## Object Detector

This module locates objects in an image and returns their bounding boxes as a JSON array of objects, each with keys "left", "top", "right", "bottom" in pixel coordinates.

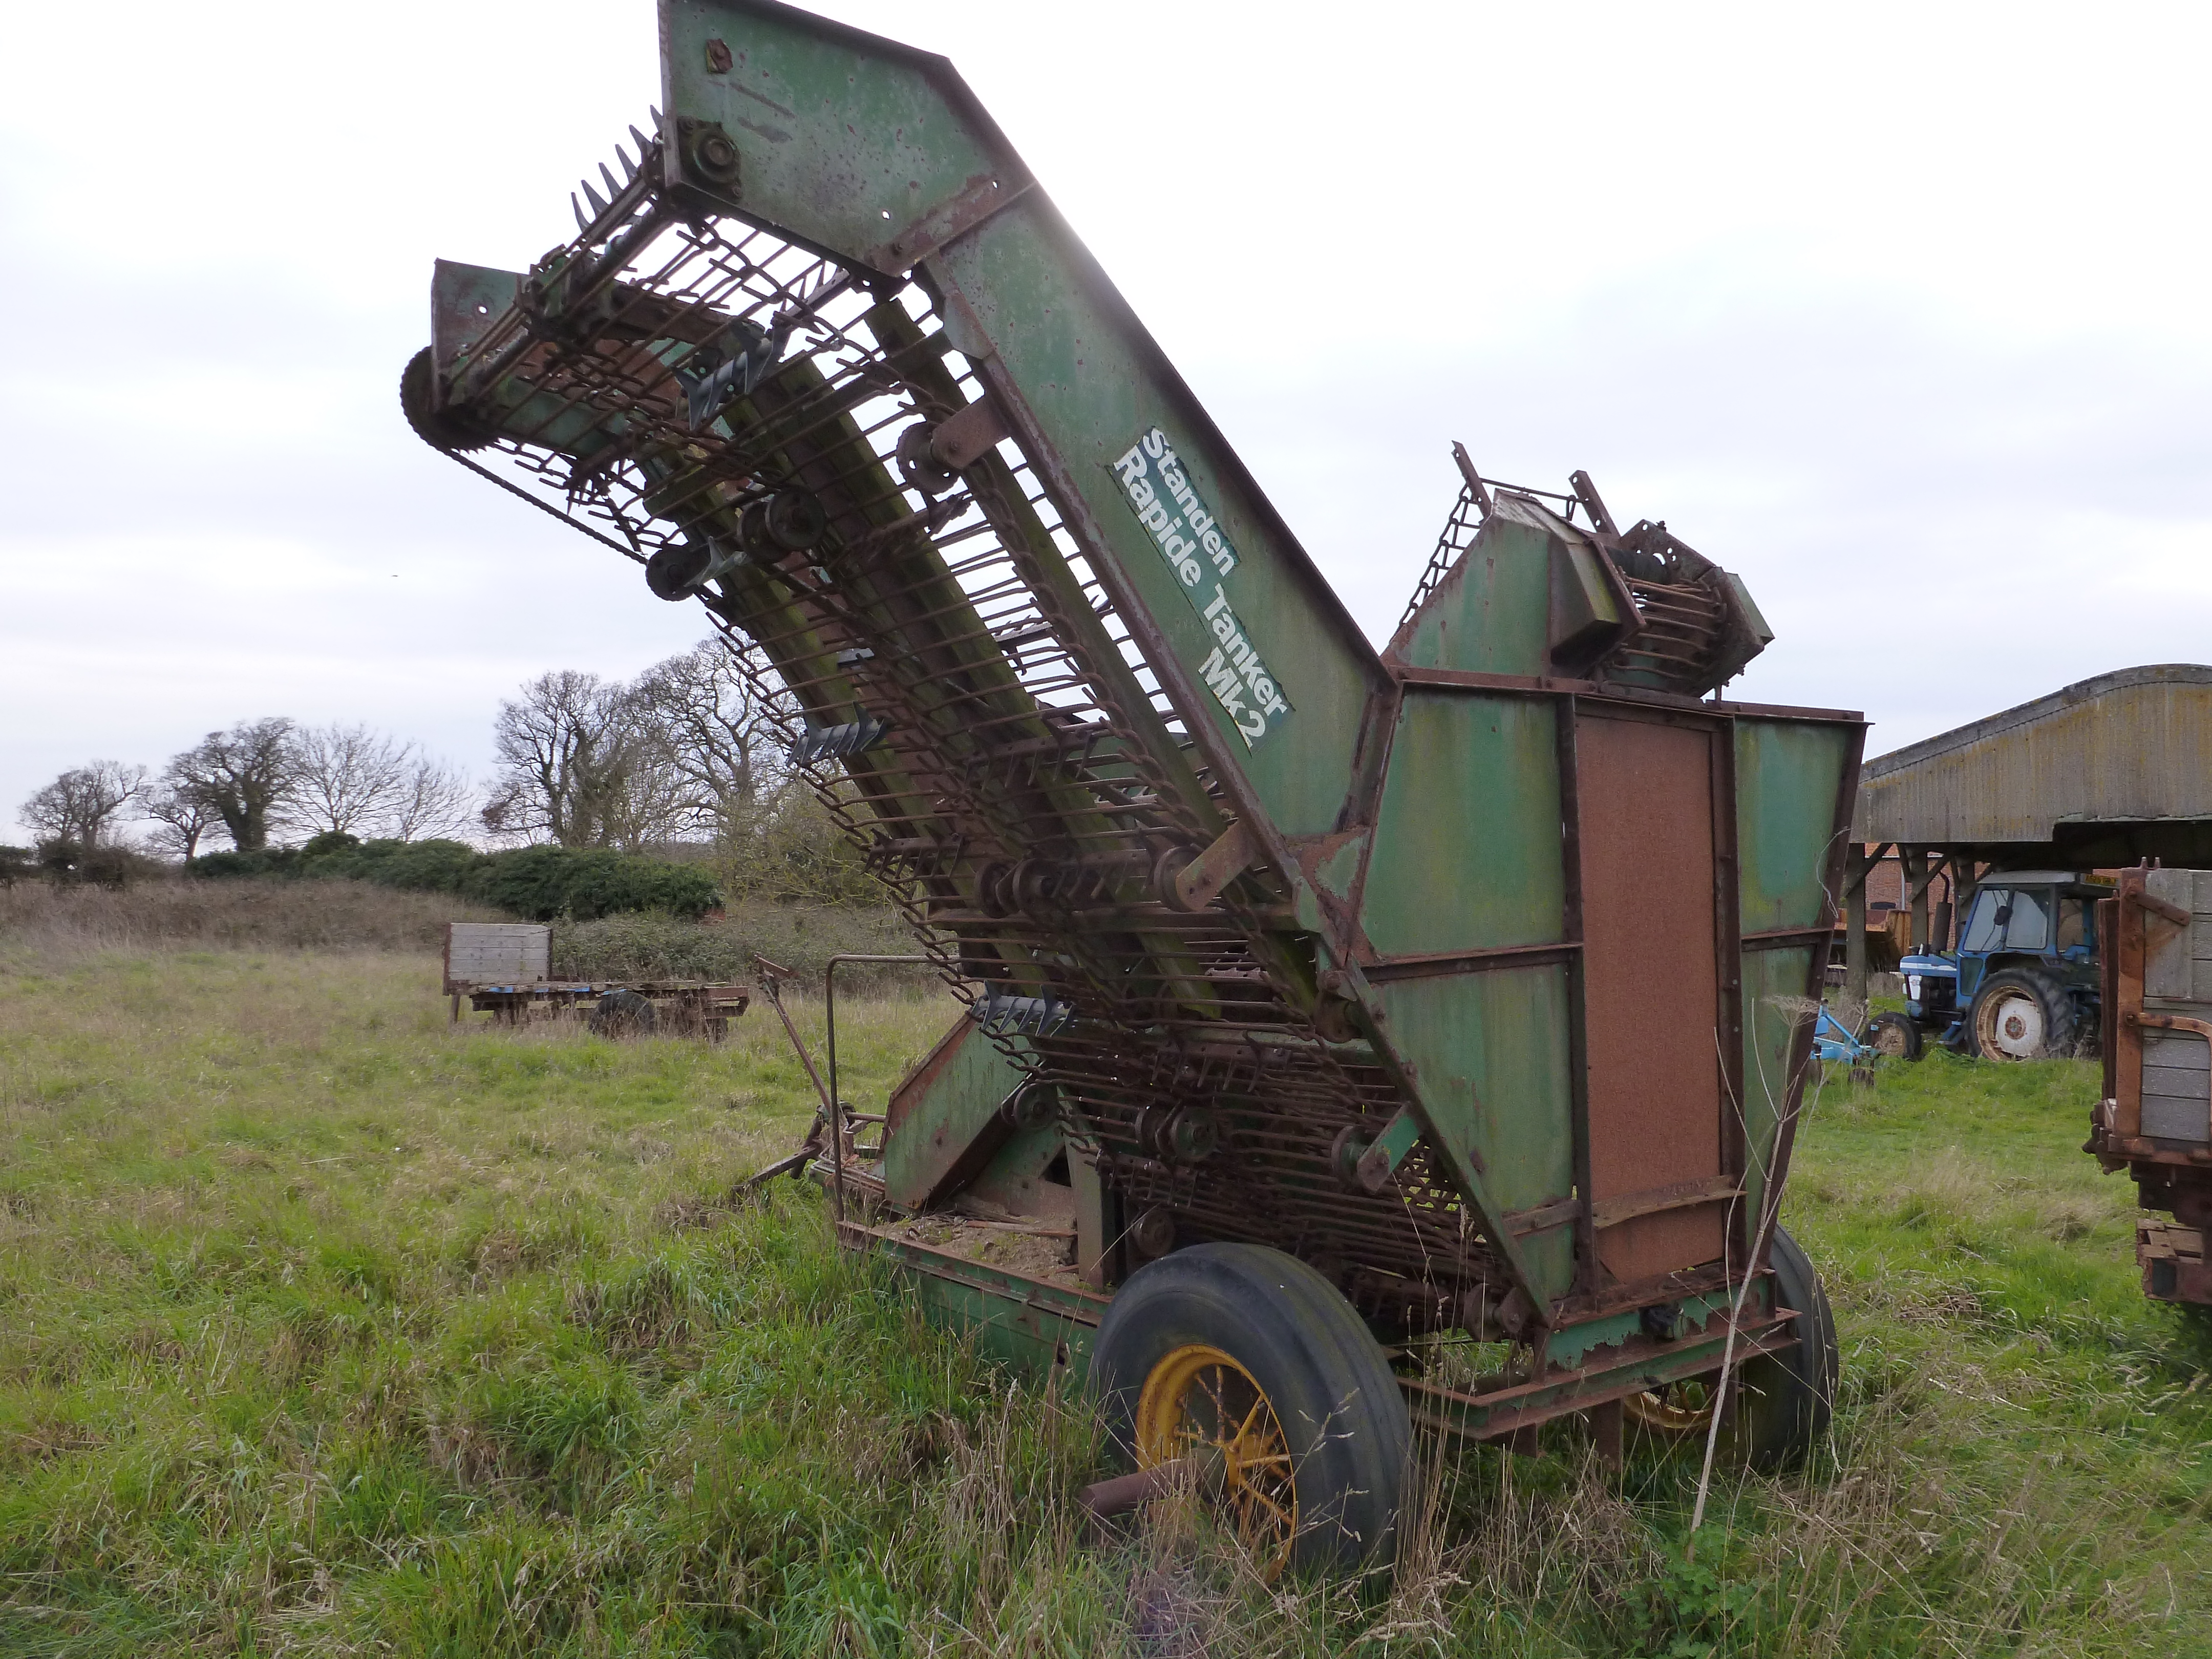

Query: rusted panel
[
  {"left": 2115, "top": 874, "right": 2147, "bottom": 1139},
  {"left": 1576, "top": 711, "right": 1724, "bottom": 1280},
  {"left": 1857, "top": 665, "right": 2212, "bottom": 850}
]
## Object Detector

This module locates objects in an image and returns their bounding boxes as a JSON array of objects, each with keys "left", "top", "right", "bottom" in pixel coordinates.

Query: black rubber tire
[
  {"left": 588, "top": 989, "right": 656, "bottom": 1038},
  {"left": 1969, "top": 968, "right": 2073, "bottom": 1061},
  {"left": 1093, "top": 1242, "right": 1409, "bottom": 1575},
  {"left": 1733, "top": 1225, "right": 1838, "bottom": 1470},
  {"left": 1866, "top": 1012, "right": 1923, "bottom": 1061}
]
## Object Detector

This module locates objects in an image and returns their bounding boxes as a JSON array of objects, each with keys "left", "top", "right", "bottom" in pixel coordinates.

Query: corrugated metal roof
[{"left": 1854, "top": 664, "right": 2212, "bottom": 846}]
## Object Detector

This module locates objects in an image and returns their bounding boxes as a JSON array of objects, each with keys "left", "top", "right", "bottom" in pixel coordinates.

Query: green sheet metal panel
[
  {"left": 1365, "top": 965, "right": 1577, "bottom": 1299},
  {"left": 656, "top": 3, "right": 1386, "bottom": 840},
  {"left": 660, "top": 2, "right": 1004, "bottom": 261},
  {"left": 879, "top": 1014, "right": 1025, "bottom": 1208},
  {"left": 887, "top": 1254, "right": 1098, "bottom": 1374},
  {"left": 1737, "top": 944, "right": 1816, "bottom": 1230},
  {"left": 1733, "top": 716, "right": 1845, "bottom": 1237},
  {"left": 1391, "top": 503, "right": 1556, "bottom": 678},
  {"left": 966, "top": 1120, "right": 1070, "bottom": 1219},
  {"left": 1363, "top": 692, "right": 1564, "bottom": 956},
  {"left": 1736, "top": 717, "right": 1853, "bottom": 934},
  {"left": 931, "top": 208, "right": 1380, "bottom": 835}
]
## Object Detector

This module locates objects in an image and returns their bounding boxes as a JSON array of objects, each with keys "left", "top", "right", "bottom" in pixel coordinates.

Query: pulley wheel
[{"left": 398, "top": 347, "right": 493, "bottom": 454}]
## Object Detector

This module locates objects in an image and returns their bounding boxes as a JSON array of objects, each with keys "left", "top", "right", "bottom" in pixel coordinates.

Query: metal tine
[
  {"left": 631, "top": 123, "right": 653, "bottom": 158},
  {"left": 600, "top": 161, "right": 623, "bottom": 199},
  {"left": 572, "top": 194, "right": 590, "bottom": 235},
  {"left": 614, "top": 143, "right": 637, "bottom": 181},
  {"left": 581, "top": 176, "right": 608, "bottom": 216}
]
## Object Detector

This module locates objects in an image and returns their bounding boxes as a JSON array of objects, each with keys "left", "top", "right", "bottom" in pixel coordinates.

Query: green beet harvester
[{"left": 405, "top": 0, "right": 1861, "bottom": 1574}]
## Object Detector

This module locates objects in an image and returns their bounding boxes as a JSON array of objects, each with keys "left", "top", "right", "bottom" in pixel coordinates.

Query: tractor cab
[{"left": 1889, "top": 871, "right": 2104, "bottom": 1061}]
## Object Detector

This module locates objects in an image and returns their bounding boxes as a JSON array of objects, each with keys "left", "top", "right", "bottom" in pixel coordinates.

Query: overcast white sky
[{"left": 6, "top": 2, "right": 2209, "bottom": 844}]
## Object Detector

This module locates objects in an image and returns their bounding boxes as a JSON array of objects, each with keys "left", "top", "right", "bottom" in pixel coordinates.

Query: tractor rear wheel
[
  {"left": 1092, "top": 1242, "right": 1409, "bottom": 1578},
  {"left": 1969, "top": 969, "right": 2072, "bottom": 1061},
  {"left": 1867, "top": 1012, "right": 1923, "bottom": 1060}
]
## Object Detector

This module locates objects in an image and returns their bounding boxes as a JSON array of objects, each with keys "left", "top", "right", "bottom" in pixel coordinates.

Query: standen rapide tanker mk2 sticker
[{"left": 1111, "top": 428, "right": 1292, "bottom": 750}]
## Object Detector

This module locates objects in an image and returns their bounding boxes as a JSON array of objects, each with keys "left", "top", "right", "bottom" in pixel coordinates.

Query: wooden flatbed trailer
[{"left": 442, "top": 923, "right": 750, "bottom": 1038}]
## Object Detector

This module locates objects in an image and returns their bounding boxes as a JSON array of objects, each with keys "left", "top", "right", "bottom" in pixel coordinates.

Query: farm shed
[{"left": 1839, "top": 665, "right": 2212, "bottom": 997}]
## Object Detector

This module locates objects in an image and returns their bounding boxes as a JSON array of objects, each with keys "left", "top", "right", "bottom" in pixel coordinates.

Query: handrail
[{"left": 823, "top": 953, "right": 935, "bottom": 1225}]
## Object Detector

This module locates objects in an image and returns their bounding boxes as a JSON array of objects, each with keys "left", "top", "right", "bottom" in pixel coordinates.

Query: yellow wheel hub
[
  {"left": 1134, "top": 1344, "right": 1299, "bottom": 1577},
  {"left": 1621, "top": 1376, "right": 1722, "bottom": 1434}
]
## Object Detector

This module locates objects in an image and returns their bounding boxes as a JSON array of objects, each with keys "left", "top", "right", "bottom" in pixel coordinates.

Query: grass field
[{"left": 1, "top": 940, "right": 2207, "bottom": 1655}]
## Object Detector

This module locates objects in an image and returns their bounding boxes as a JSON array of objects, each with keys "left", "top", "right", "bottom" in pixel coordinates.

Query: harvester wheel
[
  {"left": 1969, "top": 969, "right": 2072, "bottom": 1061},
  {"left": 588, "top": 989, "right": 656, "bottom": 1039},
  {"left": 1620, "top": 1225, "right": 1837, "bottom": 1471},
  {"left": 1092, "top": 1243, "right": 1408, "bottom": 1577},
  {"left": 1732, "top": 1225, "right": 1838, "bottom": 1469},
  {"left": 1866, "top": 1012, "right": 1923, "bottom": 1060}
]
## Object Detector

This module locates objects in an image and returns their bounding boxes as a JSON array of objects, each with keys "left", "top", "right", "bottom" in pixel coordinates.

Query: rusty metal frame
[
  {"left": 1710, "top": 714, "right": 1749, "bottom": 1271},
  {"left": 823, "top": 953, "right": 934, "bottom": 1223},
  {"left": 1557, "top": 695, "right": 1600, "bottom": 1298}
]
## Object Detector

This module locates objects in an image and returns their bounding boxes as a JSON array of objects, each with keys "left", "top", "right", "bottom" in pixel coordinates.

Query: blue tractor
[{"left": 1878, "top": 870, "right": 2106, "bottom": 1061}]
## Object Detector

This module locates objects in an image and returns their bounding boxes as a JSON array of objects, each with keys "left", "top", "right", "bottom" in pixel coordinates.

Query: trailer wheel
[
  {"left": 588, "top": 989, "right": 655, "bottom": 1038},
  {"left": 1092, "top": 1243, "right": 1409, "bottom": 1577},
  {"left": 1969, "top": 969, "right": 2072, "bottom": 1061},
  {"left": 1866, "top": 1012, "right": 1923, "bottom": 1060},
  {"left": 1620, "top": 1226, "right": 1837, "bottom": 1471},
  {"left": 1732, "top": 1224, "right": 1839, "bottom": 1469}
]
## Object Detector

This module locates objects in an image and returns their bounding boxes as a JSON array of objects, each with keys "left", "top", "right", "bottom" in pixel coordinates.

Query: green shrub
[
  {"left": 191, "top": 847, "right": 297, "bottom": 880},
  {"left": 189, "top": 837, "right": 720, "bottom": 921},
  {"left": 551, "top": 900, "right": 913, "bottom": 985},
  {"left": 32, "top": 839, "right": 165, "bottom": 888},
  {"left": 463, "top": 845, "right": 719, "bottom": 923}
]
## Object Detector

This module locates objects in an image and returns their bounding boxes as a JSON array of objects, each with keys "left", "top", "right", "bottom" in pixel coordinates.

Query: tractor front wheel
[
  {"left": 1969, "top": 970, "right": 2072, "bottom": 1061},
  {"left": 1092, "top": 1243, "right": 1409, "bottom": 1577}
]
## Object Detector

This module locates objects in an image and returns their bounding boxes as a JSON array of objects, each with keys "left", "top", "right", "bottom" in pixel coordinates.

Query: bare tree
[
  {"left": 389, "top": 756, "right": 477, "bottom": 841},
  {"left": 163, "top": 718, "right": 299, "bottom": 852},
  {"left": 141, "top": 788, "right": 218, "bottom": 861},
  {"left": 483, "top": 672, "right": 645, "bottom": 847},
  {"left": 289, "top": 724, "right": 412, "bottom": 838},
  {"left": 629, "top": 640, "right": 793, "bottom": 839},
  {"left": 20, "top": 760, "right": 147, "bottom": 847}
]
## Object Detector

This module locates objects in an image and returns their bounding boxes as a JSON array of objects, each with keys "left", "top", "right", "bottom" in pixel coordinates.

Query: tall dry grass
[
  {"left": 0, "top": 876, "right": 506, "bottom": 962},
  {"left": 2, "top": 935, "right": 2207, "bottom": 1652}
]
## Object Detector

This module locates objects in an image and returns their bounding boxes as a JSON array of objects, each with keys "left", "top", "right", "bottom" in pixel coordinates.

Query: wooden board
[{"left": 444, "top": 922, "right": 551, "bottom": 994}]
